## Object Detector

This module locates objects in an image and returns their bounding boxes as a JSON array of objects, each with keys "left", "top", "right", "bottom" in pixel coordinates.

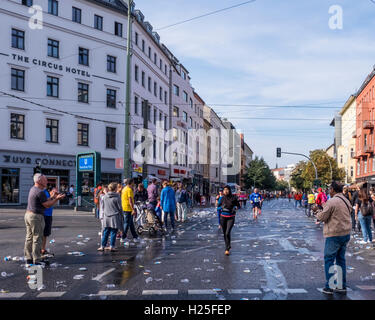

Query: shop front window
[{"left": 1, "top": 168, "right": 20, "bottom": 204}]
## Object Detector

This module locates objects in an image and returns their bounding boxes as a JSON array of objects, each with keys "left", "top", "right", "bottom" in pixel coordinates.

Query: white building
[{"left": 0, "top": 0, "right": 130, "bottom": 204}]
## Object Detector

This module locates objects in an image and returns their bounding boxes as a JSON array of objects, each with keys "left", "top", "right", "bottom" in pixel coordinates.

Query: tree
[
  {"left": 244, "top": 156, "right": 276, "bottom": 190},
  {"left": 291, "top": 149, "right": 346, "bottom": 190},
  {"left": 275, "top": 180, "right": 289, "bottom": 191}
]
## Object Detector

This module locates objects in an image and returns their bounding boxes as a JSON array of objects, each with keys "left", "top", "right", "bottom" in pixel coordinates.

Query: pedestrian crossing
[{"left": 2, "top": 286, "right": 374, "bottom": 299}]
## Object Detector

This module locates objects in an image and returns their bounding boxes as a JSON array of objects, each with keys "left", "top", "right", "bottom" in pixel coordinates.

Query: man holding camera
[{"left": 312, "top": 181, "right": 352, "bottom": 295}]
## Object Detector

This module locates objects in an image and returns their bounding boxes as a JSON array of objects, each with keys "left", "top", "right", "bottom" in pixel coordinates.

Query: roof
[
  {"left": 339, "top": 95, "right": 356, "bottom": 116},
  {"left": 356, "top": 66, "right": 375, "bottom": 97},
  {"left": 85, "top": 0, "right": 128, "bottom": 14}
]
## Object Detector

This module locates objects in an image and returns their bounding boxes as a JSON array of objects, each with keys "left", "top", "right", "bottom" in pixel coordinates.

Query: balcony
[
  {"left": 364, "top": 145, "right": 374, "bottom": 154},
  {"left": 363, "top": 121, "right": 374, "bottom": 130}
]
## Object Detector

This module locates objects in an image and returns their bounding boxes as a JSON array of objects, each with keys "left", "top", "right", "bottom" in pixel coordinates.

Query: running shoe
[{"left": 322, "top": 287, "right": 334, "bottom": 295}]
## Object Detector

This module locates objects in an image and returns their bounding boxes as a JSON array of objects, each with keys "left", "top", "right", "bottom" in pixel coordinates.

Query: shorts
[
  {"left": 43, "top": 216, "right": 53, "bottom": 237},
  {"left": 252, "top": 203, "right": 261, "bottom": 209}
]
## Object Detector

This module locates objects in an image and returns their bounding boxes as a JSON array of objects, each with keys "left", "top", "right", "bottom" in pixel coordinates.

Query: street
[{"left": 1, "top": 199, "right": 375, "bottom": 300}]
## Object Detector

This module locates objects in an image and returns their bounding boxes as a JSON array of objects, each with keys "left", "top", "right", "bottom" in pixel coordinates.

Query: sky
[{"left": 134, "top": 0, "right": 375, "bottom": 168}]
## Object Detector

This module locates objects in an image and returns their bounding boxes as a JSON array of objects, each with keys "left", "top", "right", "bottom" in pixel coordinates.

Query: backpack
[
  {"left": 361, "top": 201, "right": 374, "bottom": 217},
  {"left": 321, "top": 193, "right": 327, "bottom": 203}
]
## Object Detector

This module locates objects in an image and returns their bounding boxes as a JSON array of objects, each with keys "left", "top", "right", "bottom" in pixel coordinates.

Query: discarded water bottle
[
  {"left": 3, "top": 256, "right": 11, "bottom": 262},
  {"left": 106, "top": 284, "right": 115, "bottom": 288},
  {"left": 49, "top": 239, "right": 55, "bottom": 244},
  {"left": 180, "top": 279, "right": 189, "bottom": 283}
]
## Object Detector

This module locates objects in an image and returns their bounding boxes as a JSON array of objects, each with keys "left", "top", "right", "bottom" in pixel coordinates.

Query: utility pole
[{"left": 124, "top": 0, "right": 133, "bottom": 180}]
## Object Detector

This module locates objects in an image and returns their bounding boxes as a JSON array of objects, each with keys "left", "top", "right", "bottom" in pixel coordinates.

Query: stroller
[{"left": 134, "top": 201, "right": 163, "bottom": 236}]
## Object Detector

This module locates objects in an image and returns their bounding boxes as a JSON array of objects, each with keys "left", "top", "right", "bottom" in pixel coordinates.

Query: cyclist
[{"left": 250, "top": 188, "right": 263, "bottom": 220}]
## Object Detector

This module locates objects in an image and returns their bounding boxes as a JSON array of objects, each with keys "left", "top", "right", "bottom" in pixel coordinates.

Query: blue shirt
[
  {"left": 44, "top": 190, "right": 53, "bottom": 217},
  {"left": 250, "top": 193, "right": 262, "bottom": 203}
]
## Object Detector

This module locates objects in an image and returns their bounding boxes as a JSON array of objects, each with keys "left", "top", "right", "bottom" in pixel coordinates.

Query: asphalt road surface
[{"left": 2, "top": 199, "right": 375, "bottom": 300}]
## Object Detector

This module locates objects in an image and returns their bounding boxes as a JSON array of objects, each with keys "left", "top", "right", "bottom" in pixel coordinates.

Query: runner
[
  {"left": 249, "top": 188, "right": 263, "bottom": 220},
  {"left": 219, "top": 185, "right": 240, "bottom": 256},
  {"left": 307, "top": 190, "right": 316, "bottom": 217}
]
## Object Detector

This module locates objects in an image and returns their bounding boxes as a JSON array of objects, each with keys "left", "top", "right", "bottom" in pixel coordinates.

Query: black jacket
[
  {"left": 134, "top": 189, "right": 148, "bottom": 202},
  {"left": 220, "top": 195, "right": 240, "bottom": 215}
]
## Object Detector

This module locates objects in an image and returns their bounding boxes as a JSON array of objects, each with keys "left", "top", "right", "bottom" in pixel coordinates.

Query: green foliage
[
  {"left": 275, "top": 180, "right": 289, "bottom": 191},
  {"left": 291, "top": 149, "right": 346, "bottom": 190},
  {"left": 244, "top": 156, "right": 276, "bottom": 190}
]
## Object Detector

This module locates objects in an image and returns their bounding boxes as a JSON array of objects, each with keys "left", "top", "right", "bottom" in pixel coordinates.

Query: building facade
[{"left": 337, "top": 95, "right": 356, "bottom": 184}]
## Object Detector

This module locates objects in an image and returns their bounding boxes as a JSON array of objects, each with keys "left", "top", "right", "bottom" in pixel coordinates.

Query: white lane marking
[
  {"left": 272, "top": 289, "right": 307, "bottom": 294},
  {"left": 92, "top": 268, "right": 115, "bottom": 281},
  {"left": 142, "top": 290, "right": 178, "bottom": 295},
  {"left": 0, "top": 292, "right": 26, "bottom": 298},
  {"left": 260, "top": 260, "right": 288, "bottom": 300},
  {"left": 37, "top": 292, "right": 66, "bottom": 298},
  {"left": 97, "top": 290, "right": 128, "bottom": 296},
  {"left": 356, "top": 285, "right": 375, "bottom": 290},
  {"left": 188, "top": 290, "right": 217, "bottom": 295},
  {"left": 228, "top": 289, "right": 262, "bottom": 294}
]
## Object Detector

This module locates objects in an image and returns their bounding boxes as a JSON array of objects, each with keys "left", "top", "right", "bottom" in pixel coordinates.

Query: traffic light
[{"left": 276, "top": 148, "right": 281, "bottom": 158}]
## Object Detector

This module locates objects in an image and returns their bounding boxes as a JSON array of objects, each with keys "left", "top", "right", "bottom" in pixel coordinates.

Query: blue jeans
[
  {"left": 163, "top": 211, "right": 175, "bottom": 229},
  {"left": 324, "top": 234, "right": 350, "bottom": 289},
  {"left": 122, "top": 211, "right": 138, "bottom": 239},
  {"left": 358, "top": 212, "right": 372, "bottom": 242},
  {"left": 101, "top": 227, "right": 118, "bottom": 248}
]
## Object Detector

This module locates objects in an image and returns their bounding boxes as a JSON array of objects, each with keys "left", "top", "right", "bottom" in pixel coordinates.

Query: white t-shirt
[{"left": 69, "top": 187, "right": 74, "bottom": 194}]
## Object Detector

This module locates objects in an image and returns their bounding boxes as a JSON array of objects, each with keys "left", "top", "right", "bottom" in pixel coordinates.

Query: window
[
  {"left": 190, "top": 98, "right": 193, "bottom": 109},
  {"left": 72, "top": 7, "right": 81, "bottom": 23},
  {"left": 22, "top": 0, "right": 32, "bottom": 6},
  {"left": 154, "top": 82, "right": 157, "bottom": 97},
  {"left": 148, "top": 77, "right": 151, "bottom": 92},
  {"left": 154, "top": 53, "right": 157, "bottom": 64},
  {"left": 160, "top": 59, "right": 162, "bottom": 70},
  {"left": 134, "top": 65, "right": 139, "bottom": 82},
  {"left": 159, "top": 87, "right": 162, "bottom": 101},
  {"left": 135, "top": 32, "right": 139, "bottom": 45},
  {"left": 94, "top": 15, "right": 103, "bottom": 30},
  {"left": 153, "top": 139, "right": 156, "bottom": 159},
  {"left": 164, "top": 91, "right": 167, "bottom": 104},
  {"left": 141, "top": 100, "right": 145, "bottom": 117},
  {"left": 148, "top": 47, "right": 151, "bottom": 58},
  {"left": 77, "top": 123, "right": 89, "bottom": 146},
  {"left": 164, "top": 115, "right": 167, "bottom": 130},
  {"left": 12, "top": 29, "right": 24, "bottom": 50},
  {"left": 11, "top": 68, "right": 25, "bottom": 91},
  {"left": 0, "top": 168, "right": 20, "bottom": 204},
  {"left": 189, "top": 117, "right": 193, "bottom": 127},
  {"left": 183, "top": 111, "right": 187, "bottom": 122},
  {"left": 134, "top": 96, "right": 139, "bottom": 114},
  {"left": 106, "top": 89, "right": 116, "bottom": 108},
  {"left": 47, "top": 39, "right": 59, "bottom": 58},
  {"left": 115, "top": 22, "right": 123, "bottom": 37},
  {"left": 106, "top": 127, "right": 116, "bottom": 149},
  {"left": 78, "top": 83, "right": 89, "bottom": 103},
  {"left": 365, "top": 160, "right": 368, "bottom": 174},
  {"left": 141, "top": 71, "right": 145, "bottom": 87},
  {"left": 357, "top": 162, "right": 361, "bottom": 175},
  {"left": 10, "top": 113, "right": 24, "bottom": 140},
  {"left": 48, "top": 0, "right": 58, "bottom": 16},
  {"left": 165, "top": 65, "right": 167, "bottom": 75},
  {"left": 107, "top": 55, "right": 116, "bottom": 73},
  {"left": 142, "top": 40, "right": 145, "bottom": 52},
  {"left": 365, "top": 134, "right": 368, "bottom": 146},
  {"left": 46, "top": 119, "right": 59, "bottom": 143},
  {"left": 181, "top": 70, "right": 186, "bottom": 80},
  {"left": 47, "top": 76, "right": 59, "bottom": 97},
  {"left": 340, "top": 154, "right": 343, "bottom": 164},
  {"left": 154, "top": 109, "right": 157, "bottom": 125},
  {"left": 173, "top": 106, "right": 179, "bottom": 117},
  {"left": 159, "top": 112, "right": 162, "bottom": 123},
  {"left": 351, "top": 166, "right": 354, "bottom": 177},
  {"left": 147, "top": 105, "right": 151, "bottom": 122},
  {"left": 183, "top": 91, "right": 188, "bottom": 102},
  {"left": 173, "top": 85, "right": 179, "bottom": 96},
  {"left": 78, "top": 47, "right": 89, "bottom": 66}
]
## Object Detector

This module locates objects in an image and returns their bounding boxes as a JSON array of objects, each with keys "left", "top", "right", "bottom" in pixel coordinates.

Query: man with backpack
[{"left": 176, "top": 183, "right": 188, "bottom": 223}]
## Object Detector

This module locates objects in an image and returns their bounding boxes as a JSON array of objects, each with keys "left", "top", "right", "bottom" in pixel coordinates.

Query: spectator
[
  {"left": 176, "top": 183, "right": 188, "bottom": 222},
  {"left": 121, "top": 179, "right": 139, "bottom": 243},
  {"left": 41, "top": 187, "right": 57, "bottom": 256},
  {"left": 314, "top": 181, "right": 352, "bottom": 295},
  {"left": 97, "top": 182, "right": 123, "bottom": 252},
  {"left": 160, "top": 181, "right": 177, "bottom": 232},
  {"left": 134, "top": 183, "right": 148, "bottom": 203},
  {"left": 355, "top": 188, "right": 374, "bottom": 244},
  {"left": 25, "top": 174, "right": 64, "bottom": 266},
  {"left": 68, "top": 184, "right": 75, "bottom": 206},
  {"left": 93, "top": 182, "right": 103, "bottom": 219}
]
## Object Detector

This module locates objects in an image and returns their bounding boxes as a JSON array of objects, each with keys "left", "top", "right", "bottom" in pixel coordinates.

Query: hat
[{"left": 318, "top": 188, "right": 322, "bottom": 192}]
